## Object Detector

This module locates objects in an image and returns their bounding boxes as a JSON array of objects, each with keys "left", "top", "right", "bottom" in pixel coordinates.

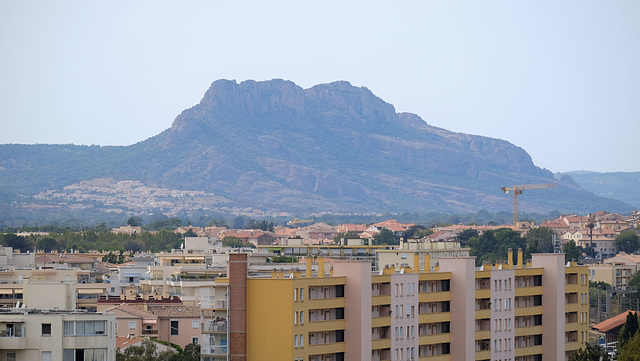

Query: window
[
  {"left": 192, "top": 320, "right": 199, "bottom": 329},
  {"left": 7, "top": 353, "right": 15, "bottom": 361},
  {"left": 129, "top": 321, "right": 136, "bottom": 330},
  {"left": 300, "top": 311, "right": 304, "bottom": 325},
  {"left": 300, "top": 288, "right": 304, "bottom": 300},
  {"left": 192, "top": 337, "right": 199, "bottom": 344},
  {"left": 171, "top": 320, "right": 179, "bottom": 335},
  {"left": 63, "top": 349, "right": 106, "bottom": 361},
  {"left": 64, "top": 321, "right": 106, "bottom": 336},
  {"left": 42, "top": 323, "right": 52, "bottom": 336},
  {"left": 294, "top": 334, "right": 299, "bottom": 348},
  {"left": 42, "top": 351, "right": 52, "bottom": 361},
  {"left": 294, "top": 311, "right": 298, "bottom": 325},
  {"left": 300, "top": 334, "right": 304, "bottom": 347},
  {"left": 294, "top": 288, "right": 298, "bottom": 302}
]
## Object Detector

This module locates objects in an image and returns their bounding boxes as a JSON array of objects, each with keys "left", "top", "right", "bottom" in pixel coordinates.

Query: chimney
[
  {"left": 508, "top": 248, "right": 514, "bottom": 269},
  {"left": 517, "top": 248, "right": 524, "bottom": 269},
  {"left": 228, "top": 253, "right": 248, "bottom": 361},
  {"left": 424, "top": 253, "right": 431, "bottom": 272},
  {"left": 305, "top": 257, "right": 312, "bottom": 278},
  {"left": 413, "top": 253, "right": 420, "bottom": 273}
]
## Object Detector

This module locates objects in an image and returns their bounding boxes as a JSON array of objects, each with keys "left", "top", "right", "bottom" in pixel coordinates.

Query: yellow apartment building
[{"left": 209, "top": 251, "right": 589, "bottom": 361}]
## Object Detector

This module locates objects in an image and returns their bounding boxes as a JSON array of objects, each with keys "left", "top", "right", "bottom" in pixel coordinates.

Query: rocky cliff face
[
  {"left": 130, "top": 79, "right": 618, "bottom": 213},
  {"left": 0, "top": 79, "right": 632, "bottom": 214}
]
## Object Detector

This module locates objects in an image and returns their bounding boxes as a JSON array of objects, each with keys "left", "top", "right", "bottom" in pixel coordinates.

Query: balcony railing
[
  {"left": 141, "top": 329, "right": 159, "bottom": 335},
  {"left": 202, "top": 322, "right": 228, "bottom": 333},
  {"left": 201, "top": 346, "right": 228, "bottom": 356}
]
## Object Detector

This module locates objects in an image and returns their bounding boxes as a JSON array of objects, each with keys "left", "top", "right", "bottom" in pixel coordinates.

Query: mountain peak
[{"left": 1, "top": 79, "right": 632, "bottom": 216}]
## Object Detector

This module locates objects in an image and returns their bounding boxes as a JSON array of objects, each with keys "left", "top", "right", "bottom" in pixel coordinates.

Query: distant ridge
[
  {"left": 0, "top": 79, "right": 633, "bottom": 218},
  {"left": 556, "top": 171, "right": 640, "bottom": 209}
]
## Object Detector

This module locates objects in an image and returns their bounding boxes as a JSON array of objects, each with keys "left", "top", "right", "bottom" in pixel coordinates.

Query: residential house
[
  {"left": 147, "top": 305, "right": 204, "bottom": 347},
  {"left": 104, "top": 303, "right": 159, "bottom": 339}
]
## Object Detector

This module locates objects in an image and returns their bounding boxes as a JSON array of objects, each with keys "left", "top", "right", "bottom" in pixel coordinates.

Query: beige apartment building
[
  {"left": 0, "top": 279, "right": 116, "bottom": 361},
  {"left": 588, "top": 263, "right": 635, "bottom": 290}
]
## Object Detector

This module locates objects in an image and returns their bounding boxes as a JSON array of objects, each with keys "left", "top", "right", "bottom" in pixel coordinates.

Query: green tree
[
  {"left": 563, "top": 240, "right": 582, "bottom": 262},
  {"left": 404, "top": 225, "right": 433, "bottom": 240},
  {"left": 222, "top": 236, "right": 244, "bottom": 248},
  {"left": 629, "top": 272, "right": 640, "bottom": 290},
  {"left": 618, "top": 311, "right": 640, "bottom": 353},
  {"left": 568, "top": 343, "right": 610, "bottom": 361},
  {"left": 206, "top": 218, "right": 228, "bottom": 228},
  {"left": 127, "top": 216, "right": 143, "bottom": 227},
  {"left": 36, "top": 237, "right": 58, "bottom": 252},
  {"left": 232, "top": 216, "right": 247, "bottom": 229},
  {"left": 525, "top": 227, "right": 556, "bottom": 254},
  {"left": 373, "top": 228, "right": 397, "bottom": 245},
  {"left": 148, "top": 218, "right": 183, "bottom": 231},
  {"left": 182, "top": 343, "right": 200, "bottom": 361},
  {"left": 124, "top": 240, "right": 145, "bottom": 253},
  {"left": 616, "top": 230, "right": 640, "bottom": 254},
  {"left": 619, "top": 333, "right": 640, "bottom": 361},
  {"left": 468, "top": 228, "right": 526, "bottom": 266},
  {"left": 94, "top": 222, "right": 111, "bottom": 234},
  {"left": 183, "top": 229, "right": 197, "bottom": 238},
  {"left": 116, "top": 338, "right": 159, "bottom": 361},
  {"left": 1, "top": 234, "right": 31, "bottom": 252},
  {"left": 456, "top": 229, "right": 479, "bottom": 246}
]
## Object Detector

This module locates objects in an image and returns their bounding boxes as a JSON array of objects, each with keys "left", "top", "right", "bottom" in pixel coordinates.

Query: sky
[{"left": 1, "top": 1, "right": 639, "bottom": 173}]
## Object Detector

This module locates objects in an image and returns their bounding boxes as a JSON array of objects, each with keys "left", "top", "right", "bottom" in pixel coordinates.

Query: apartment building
[
  {"left": 0, "top": 279, "right": 116, "bottom": 361},
  {"left": 588, "top": 263, "right": 635, "bottom": 290},
  {"left": 213, "top": 251, "right": 588, "bottom": 361}
]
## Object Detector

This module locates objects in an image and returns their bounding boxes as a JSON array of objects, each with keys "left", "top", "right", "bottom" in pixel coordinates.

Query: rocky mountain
[{"left": 0, "top": 79, "right": 633, "bottom": 219}]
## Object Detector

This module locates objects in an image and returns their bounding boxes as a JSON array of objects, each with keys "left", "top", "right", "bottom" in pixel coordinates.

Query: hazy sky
[{"left": 1, "top": 1, "right": 639, "bottom": 173}]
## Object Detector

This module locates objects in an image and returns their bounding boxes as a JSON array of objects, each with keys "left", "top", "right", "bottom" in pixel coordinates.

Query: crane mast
[{"left": 501, "top": 183, "right": 558, "bottom": 226}]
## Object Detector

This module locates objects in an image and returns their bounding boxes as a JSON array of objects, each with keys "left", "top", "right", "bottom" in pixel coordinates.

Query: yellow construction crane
[
  {"left": 287, "top": 218, "right": 315, "bottom": 228},
  {"left": 501, "top": 183, "right": 558, "bottom": 226}
]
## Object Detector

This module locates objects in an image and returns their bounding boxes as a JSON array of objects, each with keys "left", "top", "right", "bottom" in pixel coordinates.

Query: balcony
[
  {"left": 514, "top": 325, "right": 543, "bottom": 337},
  {"left": 515, "top": 286, "right": 543, "bottom": 297},
  {"left": 419, "top": 333, "right": 451, "bottom": 345},
  {"left": 307, "top": 341, "right": 346, "bottom": 355},
  {"left": 418, "top": 355, "right": 451, "bottom": 361},
  {"left": 201, "top": 345, "right": 228, "bottom": 356},
  {"left": 475, "top": 289, "right": 491, "bottom": 299},
  {"left": 420, "top": 291, "right": 451, "bottom": 303},
  {"left": 202, "top": 322, "right": 228, "bottom": 333},
  {"left": 0, "top": 325, "right": 26, "bottom": 349},
  {"left": 514, "top": 306, "right": 543, "bottom": 317},
  {"left": 372, "top": 338, "right": 391, "bottom": 350},
  {"left": 475, "top": 330, "right": 491, "bottom": 340},
  {"left": 141, "top": 329, "right": 159, "bottom": 335},
  {"left": 515, "top": 345, "right": 544, "bottom": 357}
]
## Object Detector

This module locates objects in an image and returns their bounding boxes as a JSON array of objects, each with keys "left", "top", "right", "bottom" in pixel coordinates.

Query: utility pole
[{"left": 598, "top": 286, "right": 602, "bottom": 323}]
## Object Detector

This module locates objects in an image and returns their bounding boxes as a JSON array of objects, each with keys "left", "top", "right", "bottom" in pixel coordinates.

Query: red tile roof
[
  {"left": 116, "top": 336, "right": 145, "bottom": 349},
  {"left": 593, "top": 310, "right": 637, "bottom": 333}
]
